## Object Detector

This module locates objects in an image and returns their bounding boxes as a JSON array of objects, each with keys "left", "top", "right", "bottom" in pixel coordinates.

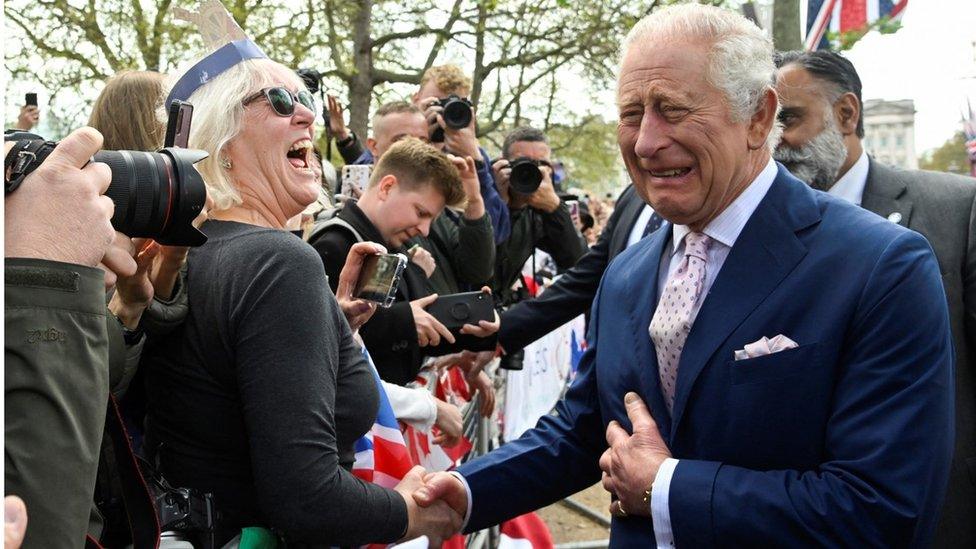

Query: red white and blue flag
[
  {"left": 352, "top": 348, "right": 414, "bottom": 489},
  {"left": 804, "top": 0, "right": 908, "bottom": 51}
]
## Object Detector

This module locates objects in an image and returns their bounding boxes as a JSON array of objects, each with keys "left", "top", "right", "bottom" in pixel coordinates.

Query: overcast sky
[{"left": 842, "top": 0, "right": 976, "bottom": 154}]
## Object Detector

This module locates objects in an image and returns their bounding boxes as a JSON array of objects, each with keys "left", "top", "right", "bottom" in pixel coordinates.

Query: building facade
[{"left": 863, "top": 99, "right": 918, "bottom": 169}]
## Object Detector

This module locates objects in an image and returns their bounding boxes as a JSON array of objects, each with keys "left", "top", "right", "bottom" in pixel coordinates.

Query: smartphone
[
  {"left": 354, "top": 253, "right": 408, "bottom": 307},
  {"left": 164, "top": 100, "right": 194, "bottom": 148},
  {"left": 566, "top": 200, "right": 581, "bottom": 227},
  {"left": 340, "top": 164, "right": 372, "bottom": 197},
  {"left": 426, "top": 291, "right": 494, "bottom": 332},
  {"left": 25, "top": 93, "right": 38, "bottom": 107}
]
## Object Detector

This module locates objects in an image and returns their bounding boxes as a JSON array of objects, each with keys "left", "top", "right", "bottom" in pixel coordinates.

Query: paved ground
[{"left": 537, "top": 484, "right": 611, "bottom": 546}]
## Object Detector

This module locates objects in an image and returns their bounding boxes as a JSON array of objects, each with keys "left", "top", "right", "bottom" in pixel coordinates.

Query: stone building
[{"left": 863, "top": 99, "right": 918, "bottom": 169}]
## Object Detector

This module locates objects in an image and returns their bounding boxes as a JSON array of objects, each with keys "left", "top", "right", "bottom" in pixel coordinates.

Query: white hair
[
  {"left": 621, "top": 4, "right": 782, "bottom": 152},
  {"left": 163, "top": 58, "right": 305, "bottom": 211}
]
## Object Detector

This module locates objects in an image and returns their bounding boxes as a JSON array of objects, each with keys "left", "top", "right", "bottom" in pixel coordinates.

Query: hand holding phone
[{"left": 426, "top": 290, "right": 495, "bottom": 332}]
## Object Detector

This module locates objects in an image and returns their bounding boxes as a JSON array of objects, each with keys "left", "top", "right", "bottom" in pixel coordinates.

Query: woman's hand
[
  {"left": 469, "top": 371, "right": 495, "bottom": 418},
  {"left": 335, "top": 241, "right": 386, "bottom": 332},
  {"left": 432, "top": 397, "right": 462, "bottom": 447},
  {"left": 108, "top": 238, "right": 159, "bottom": 329}
]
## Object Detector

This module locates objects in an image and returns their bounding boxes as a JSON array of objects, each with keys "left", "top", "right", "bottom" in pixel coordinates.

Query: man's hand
[
  {"left": 335, "top": 242, "right": 386, "bottom": 332},
  {"left": 15, "top": 105, "right": 39, "bottom": 131},
  {"left": 433, "top": 397, "right": 463, "bottom": 447},
  {"left": 414, "top": 472, "right": 469, "bottom": 524},
  {"left": 469, "top": 370, "right": 495, "bottom": 417},
  {"left": 527, "top": 166, "right": 561, "bottom": 213},
  {"left": 395, "top": 466, "right": 462, "bottom": 546},
  {"left": 447, "top": 154, "right": 484, "bottom": 220},
  {"left": 455, "top": 349, "right": 497, "bottom": 383},
  {"left": 408, "top": 245, "right": 437, "bottom": 278},
  {"left": 599, "top": 392, "right": 672, "bottom": 518},
  {"left": 5, "top": 127, "right": 116, "bottom": 267},
  {"left": 327, "top": 95, "right": 350, "bottom": 141},
  {"left": 410, "top": 294, "right": 456, "bottom": 347},
  {"left": 491, "top": 158, "right": 512, "bottom": 204},
  {"left": 459, "top": 287, "right": 499, "bottom": 338},
  {"left": 421, "top": 97, "right": 481, "bottom": 159}
]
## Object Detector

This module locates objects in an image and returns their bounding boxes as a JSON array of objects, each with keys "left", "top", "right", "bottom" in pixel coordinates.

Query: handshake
[{"left": 395, "top": 467, "right": 469, "bottom": 546}]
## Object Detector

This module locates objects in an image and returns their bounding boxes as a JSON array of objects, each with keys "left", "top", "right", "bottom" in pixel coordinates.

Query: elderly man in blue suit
[{"left": 413, "top": 4, "right": 954, "bottom": 547}]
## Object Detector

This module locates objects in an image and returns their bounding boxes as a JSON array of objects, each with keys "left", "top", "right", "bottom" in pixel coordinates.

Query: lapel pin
[{"left": 887, "top": 212, "right": 903, "bottom": 224}]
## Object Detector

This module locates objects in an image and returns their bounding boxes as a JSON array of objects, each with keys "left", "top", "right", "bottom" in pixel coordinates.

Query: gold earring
[{"left": 220, "top": 157, "right": 232, "bottom": 170}]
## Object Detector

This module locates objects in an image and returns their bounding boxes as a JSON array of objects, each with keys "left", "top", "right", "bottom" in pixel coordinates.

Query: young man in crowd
[
  {"left": 773, "top": 49, "right": 976, "bottom": 547},
  {"left": 310, "top": 138, "right": 495, "bottom": 386}
]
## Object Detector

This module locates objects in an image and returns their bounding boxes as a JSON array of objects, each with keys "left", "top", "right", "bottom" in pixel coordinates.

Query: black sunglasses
[{"left": 243, "top": 87, "right": 316, "bottom": 117}]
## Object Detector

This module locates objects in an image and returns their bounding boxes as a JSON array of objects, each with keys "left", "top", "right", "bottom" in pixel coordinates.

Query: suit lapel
[
  {"left": 669, "top": 168, "right": 820, "bottom": 432},
  {"left": 624, "top": 224, "right": 674, "bottom": 440},
  {"left": 609, "top": 187, "right": 647, "bottom": 257},
  {"left": 861, "top": 158, "right": 913, "bottom": 227}
]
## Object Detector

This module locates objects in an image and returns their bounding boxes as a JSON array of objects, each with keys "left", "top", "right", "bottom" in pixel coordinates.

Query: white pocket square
[{"left": 734, "top": 335, "right": 798, "bottom": 361}]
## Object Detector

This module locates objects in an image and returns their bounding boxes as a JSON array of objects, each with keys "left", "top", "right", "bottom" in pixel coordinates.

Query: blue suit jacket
[{"left": 457, "top": 166, "right": 955, "bottom": 547}]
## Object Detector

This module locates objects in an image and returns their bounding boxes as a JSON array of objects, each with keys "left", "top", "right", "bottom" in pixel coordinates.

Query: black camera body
[
  {"left": 508, "top": 157, "right": 544, "bottom": 195},
  {"left": 430, "top": 95, "right": 473, "bottom": 142},
  {"left": 4, "top": 102, "right": 209, "bottom": 247}
]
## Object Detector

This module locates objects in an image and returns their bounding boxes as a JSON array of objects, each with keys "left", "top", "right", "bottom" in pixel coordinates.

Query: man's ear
[
  {"left": 833, "top": 92, "right": 860, "bottom": 136},
  {"left": 376, "top": 174, "right": 397, "bottom": 200},
  {"left": 747, "top": 87, "right": 779, "bottom": 151},
  {"left": 366, "top": 137, "right": 379, "bottom": 158}
]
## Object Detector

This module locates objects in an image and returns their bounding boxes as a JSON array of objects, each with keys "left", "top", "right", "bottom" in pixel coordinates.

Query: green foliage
[
  {"left": 826, "top": 15, "right": 903, "bottom": 51},
  {"left": 919, "top": 131, "right": 972, "bottom": 175}
]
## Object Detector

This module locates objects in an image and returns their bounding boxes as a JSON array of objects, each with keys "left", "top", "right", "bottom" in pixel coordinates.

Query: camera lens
[
  {"left": 94, "top": 148, "right": 209, "bottom": 246},
  {"left": 441, "top": 97, "right": 472, "bottom": 130},
  {"left": 509, "top": 158, "right": 543, "bottom": 195}
]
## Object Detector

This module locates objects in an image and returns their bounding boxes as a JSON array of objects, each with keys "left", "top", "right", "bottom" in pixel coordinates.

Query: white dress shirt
[
  {"left": 628, "top": 204, "right": 656, "bottom": 248},
  {"left": 650, "top": 158, "right": 778, "bottom": 548},
  {"left": 827, "top": 150, "right": 869, "bottom": 206}
]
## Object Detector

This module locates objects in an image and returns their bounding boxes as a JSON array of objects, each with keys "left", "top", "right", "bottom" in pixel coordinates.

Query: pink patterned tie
[{"left": 649, "top": 232, "right": 711, "bottom": 413}]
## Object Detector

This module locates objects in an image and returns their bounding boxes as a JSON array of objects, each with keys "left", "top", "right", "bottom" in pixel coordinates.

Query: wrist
[
  {"left": 108, "top": 294, "right": 146, "bottom": 329},
  {"left": 337, "top": 131, "right": 355, "bottom": 145}
]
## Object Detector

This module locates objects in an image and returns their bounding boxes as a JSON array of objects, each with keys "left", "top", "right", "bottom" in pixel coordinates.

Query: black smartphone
[
  {"left": 164, "top": 100, "right": 194, "bottom": 148},
  {"left": 25, "top": 93, "right": 37, "bottom": 107},
  {"left": 426, "top": 291, "right": 494, "bottom": 332},
  {"left": 354, "top": 253, "right": 408, "bottom": 307}
]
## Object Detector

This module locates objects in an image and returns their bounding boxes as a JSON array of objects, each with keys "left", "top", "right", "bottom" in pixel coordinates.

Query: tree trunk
[
  {"left": 347, "top": 0, "right": 373, "bottom": 138},
  {"left": 772, "top": 0, "right": 802, "bottom": 51}
]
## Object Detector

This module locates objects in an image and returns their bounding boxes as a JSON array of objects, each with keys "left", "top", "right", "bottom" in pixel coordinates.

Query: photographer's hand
[
  {"left": 440, "top": 109, "right": 481, "bottom": 160},
  {"left": 527, "top": 166, "right": 561, "bottom": 213},
  {"left": 491, "top": 158, "right": 511, "bottom": 204},
  {"left": 4, "top": 127, "right": 116, "bottom": 267}
]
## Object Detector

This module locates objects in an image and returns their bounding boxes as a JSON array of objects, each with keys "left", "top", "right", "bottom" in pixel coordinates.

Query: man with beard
[{"left": 774, "top": 49, "right": 976, "bottom": 548}]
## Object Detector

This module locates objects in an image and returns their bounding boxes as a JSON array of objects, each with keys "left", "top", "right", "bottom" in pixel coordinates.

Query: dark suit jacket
[
  {"left": 458, "top": 166, "right": 954, "bottom": 547},
  {"left": 498, "top": 185, "right": 647, "bottom": 350},
  {"left": 861, "top": 159, "right": 976, "bottom": 547}
]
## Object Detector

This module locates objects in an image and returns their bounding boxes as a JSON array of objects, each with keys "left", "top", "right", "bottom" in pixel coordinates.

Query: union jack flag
[
  {"left": 804, "top": 0, "right": 908, "bottom": 51},
  {"left": 352, "top": 347, "right": 414, "bottom": 489}
]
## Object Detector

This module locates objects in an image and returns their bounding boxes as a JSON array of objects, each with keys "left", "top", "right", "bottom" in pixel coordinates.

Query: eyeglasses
[{"left": 243, "top": 87, "right": 316, "bottom": 117}]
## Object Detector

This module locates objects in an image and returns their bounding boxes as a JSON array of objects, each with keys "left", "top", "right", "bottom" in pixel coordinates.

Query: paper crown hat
[{"left": 165, "top": 0, "right": 267, "bottom": 107}]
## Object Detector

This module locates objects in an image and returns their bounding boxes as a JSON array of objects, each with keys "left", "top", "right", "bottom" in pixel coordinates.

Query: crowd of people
[{"left": 5, "top": 2, "right": 974, "bottom": 549}]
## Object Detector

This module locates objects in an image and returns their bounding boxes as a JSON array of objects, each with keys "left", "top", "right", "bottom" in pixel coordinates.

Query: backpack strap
[{"left": 307, "top": 214, "right": 365, "bottom": 245}]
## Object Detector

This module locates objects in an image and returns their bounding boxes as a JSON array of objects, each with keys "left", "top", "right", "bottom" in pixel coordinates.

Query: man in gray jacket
[{"left": 774, "top": 50, "right": 976, "bottom": 548}]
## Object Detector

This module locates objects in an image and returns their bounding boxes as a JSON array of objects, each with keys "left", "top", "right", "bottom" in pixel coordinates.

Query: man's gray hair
[
  {"left": 502, "top": 127, "right": 548, "bottom": 159},
  {"left": 621, "top": 4, "right": 782, "bottom": 152}
]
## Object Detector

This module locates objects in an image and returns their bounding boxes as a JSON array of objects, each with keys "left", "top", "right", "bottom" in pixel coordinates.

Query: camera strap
[{"left": 4, "top": 139, "right": 57, "bottom": 194}]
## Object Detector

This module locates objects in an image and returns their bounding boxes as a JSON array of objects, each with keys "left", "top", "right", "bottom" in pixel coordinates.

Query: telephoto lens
[
  {"left": 94, "top": 147, "right": 209, "bottom": 246},
  {"left": 508, "top": 157, "right": 543, "bottom": 195},
  {"left": 440, "top": 95, "right": 473, "bottom": 130}
]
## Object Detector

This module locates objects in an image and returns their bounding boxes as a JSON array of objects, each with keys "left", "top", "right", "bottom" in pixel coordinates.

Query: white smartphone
[{"left": 340, "top": 164, "right": 372, "bottom": 197}]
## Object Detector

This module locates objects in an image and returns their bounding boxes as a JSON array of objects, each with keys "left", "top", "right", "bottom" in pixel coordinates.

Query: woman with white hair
[{"left": 140, "top": 55, "right": 459, "bottom": 546}]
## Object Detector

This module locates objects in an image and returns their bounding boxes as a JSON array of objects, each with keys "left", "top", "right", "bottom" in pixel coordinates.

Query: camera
[
  {"left": 430, "top": 95, "right": 473, "bottom": 142},
  {"left": 4, "top": 101, "right": 209, "bottom": 246},
  {"left": 508, "top": 157, "right": 544, "bottom": 195},
  {"left": 297, "top": 68, "right": 323, "bottom": 94}
]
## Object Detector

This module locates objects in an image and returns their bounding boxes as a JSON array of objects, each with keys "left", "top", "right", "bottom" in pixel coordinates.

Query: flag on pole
[{"left": 804, "top": 0, "right": 908, "bottom": 51}]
